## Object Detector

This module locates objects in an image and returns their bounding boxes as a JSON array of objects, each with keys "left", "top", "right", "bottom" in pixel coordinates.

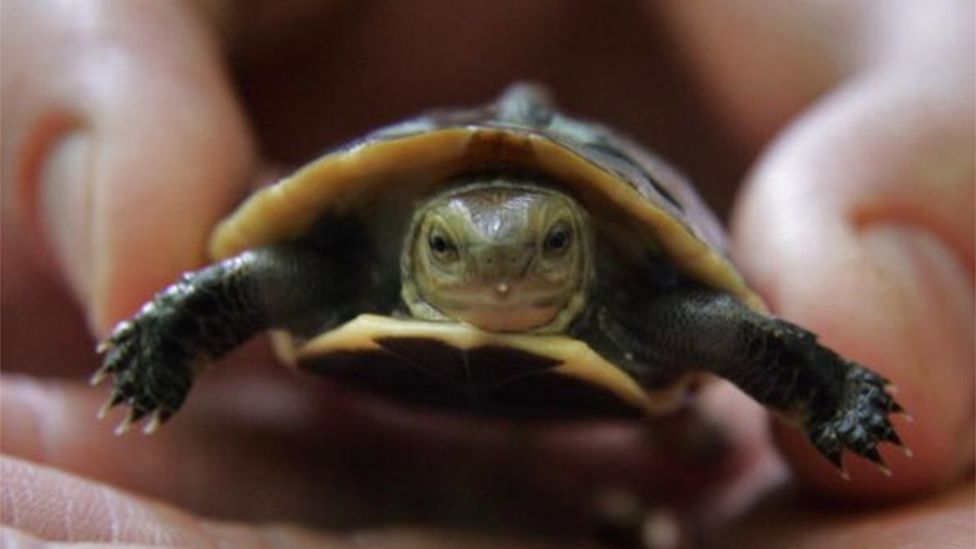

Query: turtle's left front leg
[
  {"left": 93, "top": 239, "right": 374, "bottom": 433},
  {"left": 595, "top": 288, "right": 906, "bottom": 475}
]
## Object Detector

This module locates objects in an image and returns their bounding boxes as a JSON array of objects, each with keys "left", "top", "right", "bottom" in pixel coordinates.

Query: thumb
[
  {"left": 732, "top": 69, "right": 973, "bottom": 498},
  {"left": 2, "top": 0, "right": 254, "bottom": 336}
]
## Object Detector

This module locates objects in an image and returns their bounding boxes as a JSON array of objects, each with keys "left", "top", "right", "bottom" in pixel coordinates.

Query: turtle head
[{"left": 402, "top": 178, "right": 593, "bottom": 333}]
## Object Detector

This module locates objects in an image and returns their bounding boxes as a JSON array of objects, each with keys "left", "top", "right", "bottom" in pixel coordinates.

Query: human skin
[{"left": 2, "top": 1, "right": 972, "bottom": 546}]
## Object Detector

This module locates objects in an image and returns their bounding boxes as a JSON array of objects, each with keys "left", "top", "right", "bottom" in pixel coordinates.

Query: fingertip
[{"left": 0, "top": 454, "right": 345, "bottom": 547}]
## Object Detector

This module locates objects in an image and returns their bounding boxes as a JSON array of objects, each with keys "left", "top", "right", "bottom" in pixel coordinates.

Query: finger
[
  {"left": 654, "top": 0, "right": 849, "bottom": 147},
  {"left": 2, "top": 0, "right": 254, "bottom": 336},
  {"left": 2, "top": 454, "right": 219, "bottom": 546},
  {"left": 2, "top": 366, "right": 766, "bottom": 533},
  {"left": 1, "top": 221, "right": 98, "bottom": 376},
  {"left": 0, "top": 360, "right": 377, "bottom": 525},
  {"left": 717, "top": 479, "right": 974, "bottom": 548},
  {"left": 4, "top": 455, "right": 561, "bottom": 548},
  {"left": 732, "top": 69, "right": 973, "bottom": 497}
]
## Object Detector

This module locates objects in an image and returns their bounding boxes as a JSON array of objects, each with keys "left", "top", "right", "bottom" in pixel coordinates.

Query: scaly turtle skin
[{"left": 93, "top": 84, "right": 905, "bottom": 475}]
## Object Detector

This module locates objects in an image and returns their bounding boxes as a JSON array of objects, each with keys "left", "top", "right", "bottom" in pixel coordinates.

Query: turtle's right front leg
[
  {"left": 588, "top": 287, "right": 906, "bottom": 476},
  {"left": 93, "top": 240, "right": 371, "bottom": 433}
]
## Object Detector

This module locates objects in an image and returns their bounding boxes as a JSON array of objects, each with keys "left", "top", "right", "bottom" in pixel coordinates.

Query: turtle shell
[{"left": 208, "top": 84, "right": 766, "bottom": 419}]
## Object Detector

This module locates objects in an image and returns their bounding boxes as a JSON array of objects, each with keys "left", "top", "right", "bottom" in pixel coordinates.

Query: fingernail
[
  {"left": 860, "top": 222, "right": 973, "bottom": 472},
  {"left": 859, "top": 222, "right": 971, "bottom": 381},
  {"left": 859, "top": 222, "right": 971, "bottom": 354},
  {"left": 39, "top": 131, "right": 96, "bottom": 314}
]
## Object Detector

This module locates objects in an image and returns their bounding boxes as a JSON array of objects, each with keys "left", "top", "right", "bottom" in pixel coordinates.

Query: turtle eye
[
  {"left": 544, "top": 224, "right": 572, "bottom": 255},
  {"left": 428, "top": 229, "right": 459, "bottom": 262}
]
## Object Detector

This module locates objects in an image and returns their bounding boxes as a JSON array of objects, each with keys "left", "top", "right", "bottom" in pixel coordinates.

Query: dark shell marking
[{"left": 302, "top": 338, "right": 645, "bottom": 419}]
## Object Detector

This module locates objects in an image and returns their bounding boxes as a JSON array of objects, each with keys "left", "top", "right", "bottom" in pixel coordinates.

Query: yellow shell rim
[{"left": 209, "top": 126, "right": 765, "bottom": 312}]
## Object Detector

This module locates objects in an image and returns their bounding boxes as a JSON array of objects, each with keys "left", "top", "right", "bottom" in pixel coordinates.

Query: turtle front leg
[
  {"left": 93, "top": 240, "right": 373, "bottom": 433},
  {"left": 595, "top": 288, "right": 906, "bottom": 475}
]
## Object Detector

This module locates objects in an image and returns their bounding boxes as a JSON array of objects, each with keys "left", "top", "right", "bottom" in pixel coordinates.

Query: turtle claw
[
  {"left": 142, "top": 410, "right": 169, "bottom": 435},
  {"left": 861, "top": 447, "right": 892, "bottom": 477},
  {"left": 820, "top": 444, "right": 844, "bottom": 473},
  {"left": 92, "top": 327, "right": 133, "bottom": 386},
  {"left": 884, "top": 430, "right": 915, "bottom": 458},
  {"left": 114, "top": 411, "right": 136, "bottom": 435},
  {"left": 90, "top": 294, "right": 195, "bottom": 433},
  {"left": 882, "top": 430, "right": 912, "bottom": 455},
  {"left": 115, "top": 407, "right": 150, "bottom": 435},
  {"left": 97, "top": 392, "right": 125, "bottom": 419},
  {"left": 89, "top": 366, "right": 110, "bottom": 387},
  {"left": 806, "top": 364, "right": 907, "bottom": 476},
  {"left": 142, "top": 411, "right": 165, "bottom": 434}
]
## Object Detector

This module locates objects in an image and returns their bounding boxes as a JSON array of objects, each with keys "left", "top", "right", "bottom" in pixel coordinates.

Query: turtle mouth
[
  {"left": 437, "top": 278, "right": 570, "bottom": 304},
  {"left": 451, "top": 303, "right": 563, "bottom": 332},
  {"left": 429, "top": 284, "right": 570, "bottom": 332}
]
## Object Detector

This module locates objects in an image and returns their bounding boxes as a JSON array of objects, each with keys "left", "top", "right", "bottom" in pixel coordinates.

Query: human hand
[
  {"left": 660, "top": 0, "right": 973, "bottom": 544},
  {"left": 2, "top": 2, "right": 772, "bottom": 545},
  {"left": 3, "top": 0, "right": 972, "bottom": 547}
]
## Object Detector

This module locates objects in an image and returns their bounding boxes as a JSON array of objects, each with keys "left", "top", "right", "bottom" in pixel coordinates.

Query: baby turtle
[{"left": 93, "top": 84, "right": 905, "bottom": 475}]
